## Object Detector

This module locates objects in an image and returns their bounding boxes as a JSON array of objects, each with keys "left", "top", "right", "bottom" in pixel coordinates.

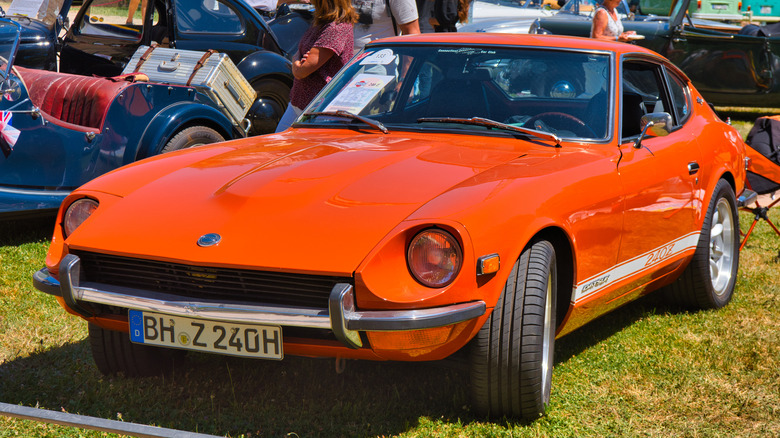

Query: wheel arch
[
  {"left": 134, "top": 103, "right": 235, "bottom": 160},
  {"left": 528, "top": 226, "right": 574, "bottom": 332}
]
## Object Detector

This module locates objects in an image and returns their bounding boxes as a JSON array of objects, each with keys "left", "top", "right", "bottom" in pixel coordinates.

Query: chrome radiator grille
[{"left": 72, "top": 251, "right": 352, "bottom": 309}]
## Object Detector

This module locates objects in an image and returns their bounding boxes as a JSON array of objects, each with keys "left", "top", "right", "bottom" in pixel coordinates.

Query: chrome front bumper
[{"left": 34, "top": 254, "right": 486, "bottom": 349}]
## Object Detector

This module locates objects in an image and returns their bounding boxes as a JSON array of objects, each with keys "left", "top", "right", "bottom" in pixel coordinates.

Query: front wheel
[
  {"left": 161, "top": 126, "right": 225, "bottom": 154},
  {"left": 470, "top": 240, "right": 558, "bottom": 419},
  {"left": 664, "top": 179, "right": 739, "bottom": 309}
]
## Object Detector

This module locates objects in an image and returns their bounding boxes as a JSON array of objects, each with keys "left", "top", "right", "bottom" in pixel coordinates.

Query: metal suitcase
[{"left": 122, "top": 45, "right": 256, "bottom": 126}]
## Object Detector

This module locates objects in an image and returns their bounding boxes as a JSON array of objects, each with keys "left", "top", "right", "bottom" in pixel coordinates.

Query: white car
[{"left": 459, "top": 0, "right": 561, "bottom": 33}]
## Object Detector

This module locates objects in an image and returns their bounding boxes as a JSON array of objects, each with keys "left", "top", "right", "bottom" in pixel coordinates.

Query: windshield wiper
[
  {"left": 417, "top": 117, "right": 561, "bottom": 147},
  {"left": 304, "top": 110, "right": 389, "bottom": 134}
]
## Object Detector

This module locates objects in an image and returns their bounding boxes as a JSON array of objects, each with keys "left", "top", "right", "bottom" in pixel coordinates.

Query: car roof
[{"left": 369, "top": 33, "right": 666, "bottom": 59}]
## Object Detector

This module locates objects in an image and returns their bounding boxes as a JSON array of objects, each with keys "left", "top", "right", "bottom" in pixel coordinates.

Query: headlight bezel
[
  {"left": 406, "top": 227, "right": 463, "bottom": 288},
  {"left": 62, "top": 198, "right": 99, "bottom": 238}
]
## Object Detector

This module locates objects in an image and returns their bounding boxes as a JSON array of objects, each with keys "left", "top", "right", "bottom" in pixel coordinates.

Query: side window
[
  {"left": 76, "top": 0, "right": 161, "bottom": 41},
  {"left": 175, "top": 0, "right": 244, "bottom": 34},
  {"left": 664, "top": 69, "right": 691, "bottom": 127},
  {"left": 621, "top": 61, "right": 666, "bottom": 139}
]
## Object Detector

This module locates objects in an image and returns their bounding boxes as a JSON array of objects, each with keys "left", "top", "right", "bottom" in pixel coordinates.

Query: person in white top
[
  {"left": 352, "top": 0, "right": 420, "bottom": 53},
  {"left": 590, "top": 0, "right": 635, "bottom": 42},
  {"left": 246, "top": 0, "right": 281, "bottom": 17}
]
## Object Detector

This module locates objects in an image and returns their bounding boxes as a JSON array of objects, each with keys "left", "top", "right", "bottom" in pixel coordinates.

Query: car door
[
  {"left": 663, "top": 30, "right": 773, "bottom": 99},
  {"left": 60, "top": 0, "right": 167, "bottom": 76},
  {"left": 610, "top": 58, "right": 702, "bottom": 305}
]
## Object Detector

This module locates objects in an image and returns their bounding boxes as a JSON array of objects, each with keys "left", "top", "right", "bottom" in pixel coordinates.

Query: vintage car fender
[
  {"left": 235, "top": 50, "right": 294, "bottom": 87},
  {"left": 135, "top": 102, "right": 237, "bottom": 160}
]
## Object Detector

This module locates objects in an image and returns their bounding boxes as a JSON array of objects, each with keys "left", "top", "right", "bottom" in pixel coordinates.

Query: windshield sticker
[
  {"left": 436, "top": 48, "right": 496, "bottom": 56},
  {"left": 324, "top": 74, "right": 395, "bottom": 114},
  {"left": 359, "top": 49, "right": 397, "bottom": 65}
]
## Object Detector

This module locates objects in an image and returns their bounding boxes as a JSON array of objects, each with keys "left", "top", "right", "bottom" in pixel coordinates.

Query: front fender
[
  {"left": 236, "top": 51, "right": 293, "bottom": 86},
  {"left": 135, "top": 102, "right": 236, "bottom": 160}
]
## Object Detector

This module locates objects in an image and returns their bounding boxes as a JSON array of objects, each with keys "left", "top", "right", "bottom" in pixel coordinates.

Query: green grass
[{"left": 1, "top": 110, "right": 779, "bottom": 437}]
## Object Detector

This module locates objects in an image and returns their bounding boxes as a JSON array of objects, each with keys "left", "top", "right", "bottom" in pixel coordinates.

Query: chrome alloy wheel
[
  {"left": 709, "top": 197, "right": 736, "bottom": 296},
  {"left": 541, "top": 271, "right": 554, "bottom": 405}
]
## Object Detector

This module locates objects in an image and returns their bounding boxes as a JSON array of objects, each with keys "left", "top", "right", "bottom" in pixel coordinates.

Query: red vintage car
[{"left": 34, "top": 33, "right": 753, "bottom": 420}]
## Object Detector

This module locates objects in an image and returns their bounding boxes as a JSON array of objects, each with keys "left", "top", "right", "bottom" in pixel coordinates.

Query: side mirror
[{"left": 634, "top": 112, "right": 672, "bottom": 149}]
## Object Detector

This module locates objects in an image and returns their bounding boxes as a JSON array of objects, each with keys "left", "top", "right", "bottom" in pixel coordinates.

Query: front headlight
[
  {"left": 407, "top": 228, "right": 463, "bottom": 288},
  {"left": 63, "top": 198, "right": 98, "bottom": 237}
]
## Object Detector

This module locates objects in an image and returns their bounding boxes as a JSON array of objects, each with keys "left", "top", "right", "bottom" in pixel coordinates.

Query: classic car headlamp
[
  {"left": 63, "top": 198, "right": 99, "bottom": 237},
  {"left": 407, "top": 228, "right": 463, "bottom": 288}
]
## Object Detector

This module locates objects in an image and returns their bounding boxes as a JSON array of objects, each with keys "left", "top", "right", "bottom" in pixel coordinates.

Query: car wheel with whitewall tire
[
  {"left": 88, "top": 323, "right": 184, "bottom": 377},
  {"left": 470, "top": 239, "right": 558, "bottom": 420},
  {"left": 663, "top": 179, "right": 739, "bottom": 309},
  {"left": 161, "top": 126, "right": 225, "bottom": 154}
]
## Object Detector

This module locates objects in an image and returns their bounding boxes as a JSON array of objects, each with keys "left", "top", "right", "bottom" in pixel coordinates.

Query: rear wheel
[
  {"left": 663, "top": 179, "right": 739, "bottom": 309},
  {"left": 88, "top": 323, "right": 184, "bottom": 377},
  {"left": 470, "top": 240, "right": 557, "bottom": 419},
  {"left": 161, "top": 126, "right": 225, "bottom": 154}
]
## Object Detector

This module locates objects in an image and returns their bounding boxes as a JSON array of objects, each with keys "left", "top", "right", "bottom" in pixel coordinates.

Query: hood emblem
[{"left": 197, "top": 233, "right": 221, "bottom": 247}]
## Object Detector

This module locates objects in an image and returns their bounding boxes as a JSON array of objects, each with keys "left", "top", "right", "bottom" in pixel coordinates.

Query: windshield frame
[{"left": 0, "top": 18, "right": 21, "bottom": 81}]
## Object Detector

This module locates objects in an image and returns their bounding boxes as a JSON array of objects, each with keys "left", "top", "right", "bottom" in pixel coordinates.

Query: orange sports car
[{"left": 34, "top": 33, "right": 754, "bottom": 420}]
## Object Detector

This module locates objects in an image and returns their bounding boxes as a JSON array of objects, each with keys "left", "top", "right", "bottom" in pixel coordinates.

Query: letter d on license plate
[{"left": 128, "top": 310, "right": 283, "bottom": 360}]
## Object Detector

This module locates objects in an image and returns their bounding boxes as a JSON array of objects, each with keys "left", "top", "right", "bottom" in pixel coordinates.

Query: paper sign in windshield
[
  {"left": 359, "top": 49, "right": 397, "bottom": 65},
  {"left": 324, "top": 74, "right": 395, "bottom": 114}
]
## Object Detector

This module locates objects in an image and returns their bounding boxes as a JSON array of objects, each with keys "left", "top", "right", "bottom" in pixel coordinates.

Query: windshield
[
  {"left": 5, "top": 0, "right": 66, "bottom": 26},
  {"left": 300, "top": 45, "right": 612, "bottom": 140},
  {"left": 0, "top": 19, "right": 20, "bottom": 79}
]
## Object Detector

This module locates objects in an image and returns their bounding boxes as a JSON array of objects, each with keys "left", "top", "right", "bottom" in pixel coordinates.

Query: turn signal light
[{"left": 477, "top": 254, "right": 500, "bottom": 275}]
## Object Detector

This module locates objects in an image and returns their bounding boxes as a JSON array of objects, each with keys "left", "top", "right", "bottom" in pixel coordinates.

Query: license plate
[
  {"left": 128, "top": 310, "right": 283, "bottom": 360},
  {"left": 712, "top": 4, "right": 728, "bottom": 9}
]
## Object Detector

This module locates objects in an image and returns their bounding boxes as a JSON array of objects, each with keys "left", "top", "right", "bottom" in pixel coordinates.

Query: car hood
[{"left": 70, "top": 130, "right": 551, "bottom": 275}]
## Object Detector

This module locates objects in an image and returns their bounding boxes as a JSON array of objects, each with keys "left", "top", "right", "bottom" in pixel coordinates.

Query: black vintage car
[
  {"left": 531, "top": 0, "right": 780, "bottom": 107},
  {"left": 0, "top": 0, "right": 73, "bottom": 70},
  {"left": 60, "top": 0, "right": 312, "bottom": 134}
]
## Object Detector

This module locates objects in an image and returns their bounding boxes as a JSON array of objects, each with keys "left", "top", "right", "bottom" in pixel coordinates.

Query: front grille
[{"left": 72, "top": 250, "right": 352, "bottom": 309}]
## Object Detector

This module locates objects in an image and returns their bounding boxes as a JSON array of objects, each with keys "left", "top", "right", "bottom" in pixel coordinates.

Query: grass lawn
[{"left": 0, "top": 109, "right": 779, "bottom": 437}]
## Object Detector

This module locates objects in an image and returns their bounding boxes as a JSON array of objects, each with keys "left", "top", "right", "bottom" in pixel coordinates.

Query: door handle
[{"left": 688, "top": 162, "right": 700, "bottom": 175}]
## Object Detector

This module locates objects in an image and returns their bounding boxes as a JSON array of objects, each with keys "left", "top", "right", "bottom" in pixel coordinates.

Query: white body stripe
[{"left": 573, "top": 232, "right": 700, "bottom": 303}]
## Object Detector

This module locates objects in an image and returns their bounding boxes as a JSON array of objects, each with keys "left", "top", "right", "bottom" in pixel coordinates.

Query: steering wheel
[{"left": 524, "top": 112, "right": 597, "bottom": 138}]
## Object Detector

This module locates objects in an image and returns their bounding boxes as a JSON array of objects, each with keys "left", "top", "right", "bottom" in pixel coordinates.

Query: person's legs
[{"left": 126, "top": 0, "right": 141, "bottom": 24}]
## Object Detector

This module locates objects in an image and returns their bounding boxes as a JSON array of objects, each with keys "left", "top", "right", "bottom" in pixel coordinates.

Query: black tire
[
  {"left": 247, "top": 78, "right": 290, "bottom": 136},
  {"left": 161, "top": 126, "right": 225, "bottom": 154},
  {"left": 470, "top": 240, "right": 558, "bottom": 419},
  {"left": 664, "top": 179, "right": 739, "bottom": 309},
  {"left": 88, "top": 323, "right": 184, "bottom": 377}
]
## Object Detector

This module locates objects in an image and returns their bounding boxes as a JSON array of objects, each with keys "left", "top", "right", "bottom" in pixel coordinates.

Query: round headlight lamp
[
  {"left": 63, "top": 198, "right": 98, "bottom": 237},
  {"left": 407, "top": 228, "right": 463, "bottom": 288}
]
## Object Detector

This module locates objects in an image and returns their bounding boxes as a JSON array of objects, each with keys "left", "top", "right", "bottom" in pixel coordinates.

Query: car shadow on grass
[
  {"left": 0, "top": 215, "right": 57, "bottom": 246},
  {"left": 0, "top": 292, "right": 683, "bottom": 437}
]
